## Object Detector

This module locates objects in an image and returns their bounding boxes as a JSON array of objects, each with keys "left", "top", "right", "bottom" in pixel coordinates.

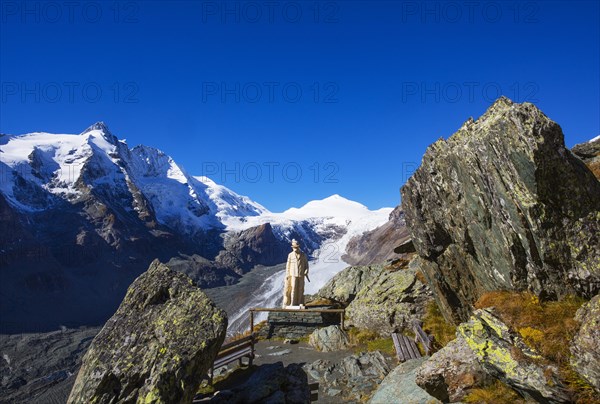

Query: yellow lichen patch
[
  {"left": 142, "top": 389, "right": 159, "bottom": 403},
  {"left": 518, "top": 327, "right": 544, "bottom": 348},
  {"left": 459, "top": 323, "right": 518, "bottom": 378}
]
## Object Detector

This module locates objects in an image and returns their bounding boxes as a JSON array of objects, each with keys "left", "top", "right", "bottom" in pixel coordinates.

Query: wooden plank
[
  {"left": 398, "top": 335, "right": 412, "bottom": 361},
  {"left": 400, "top": 334, "right": 421, "bottom": 360},
  {"left": 220, "top": 335, "right": 254, "bottom": 351},
  {"left": 404, "top": 336, "right": 417, "bottom": 359},
  {"left": 217, "top": 341, "right": 253, "bottom": 358},
  {"left": 216, "top": 344, "right": 253, "bottom": 360},
  {"left": 213, "top": 348, "right": 253, "bottom": 368},
  {"left": 411, "top": 320, "right": 432, "bottom": 355},
  {"left": 392, "top": 333, "right": 405, "bottom": 361},
  {"left": 407, "top": 337, "right": 421, "bottom": 359}
]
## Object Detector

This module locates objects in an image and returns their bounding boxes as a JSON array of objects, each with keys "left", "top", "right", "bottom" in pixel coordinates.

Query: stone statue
[{"left": 282, "top": 239, "right": 309, "bottom": 308}]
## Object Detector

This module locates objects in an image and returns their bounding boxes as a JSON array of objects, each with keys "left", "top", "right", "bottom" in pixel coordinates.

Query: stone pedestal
[{"left": 260, "top": 308, "right": 341, "bottom": 339}]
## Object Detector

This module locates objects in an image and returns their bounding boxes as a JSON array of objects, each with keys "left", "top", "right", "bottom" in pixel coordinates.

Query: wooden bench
[
  {"left": 209, "top": 333, "right": 256, "bottom": 384},
  {"left": 411, "top": 319, "right": 434, "bottom": 356},
  {"left": 392, "top": 332, "right": 421, "bottom": 362}
]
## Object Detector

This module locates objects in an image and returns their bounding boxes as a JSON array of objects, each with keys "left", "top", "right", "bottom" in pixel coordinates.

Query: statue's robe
[{"left": 283, "top": 249, "right": 309, "bottom": 307}]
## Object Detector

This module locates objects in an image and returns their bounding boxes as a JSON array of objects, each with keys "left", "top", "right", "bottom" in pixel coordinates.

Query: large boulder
[
  {"left": 570, "top": 294, "right": 600, "bottom": 391},
  {"left": 303, "top": 351, "right": 393, "bottom": 402},
  {"left": 316, "top": 264, "right": 386, "bottom": 305},
  {"left": 401, "top": 97, "right": 600, "bottom": 323},
  {"left": 346, "top": 259, "right": 432, "bottom": 335},
  {"left": 369, "top": 358, "right": 441, "bottom": 404},
  {"left": 67, "top": 260, "right": 227, "bottom": 404},
  {"left": 459, "top": 309, "right": 570, "bottom": 403},
  {"left": 415, "top": 336, "right": 491, "bottom": 402},
  {"left": 308, "top": 325, "right": 350, "bottom": 352}
]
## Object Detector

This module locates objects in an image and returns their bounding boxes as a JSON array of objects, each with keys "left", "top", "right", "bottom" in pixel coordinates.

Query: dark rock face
[
  {"left": 343, "top": 206, "right": 410, "bottom": 266},
  {"left": 67, "top": 260, "right": 227, "bottom": 404},
  {"left": 570, "top": 294, "right": 600, "bottom": 391},
  {"left": 215, "top": 223, "right": 290, "bottom": 274},
  {"left": 401, "top": 97, "right": 600, "bottom": 322}
]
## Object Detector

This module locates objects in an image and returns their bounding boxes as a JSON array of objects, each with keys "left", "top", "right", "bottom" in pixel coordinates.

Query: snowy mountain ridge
[{"left": 1, "top": 122, "right": 391, "bottom": 255}]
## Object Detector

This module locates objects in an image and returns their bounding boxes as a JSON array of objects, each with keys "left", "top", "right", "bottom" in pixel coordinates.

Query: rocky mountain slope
[
  {"left": 401, "top": 97, "right": 600, "bottom": 323},
  {"left": 0, "top": 124, "right": 391, "bottom": 333},
  {"left": 341, "top": 206, "right": 410, "bottom": 266}
]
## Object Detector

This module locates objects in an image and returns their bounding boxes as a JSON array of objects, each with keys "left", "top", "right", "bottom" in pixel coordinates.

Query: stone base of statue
[{"left": 259, "top": 306, "right": 341, "bottom": 340}]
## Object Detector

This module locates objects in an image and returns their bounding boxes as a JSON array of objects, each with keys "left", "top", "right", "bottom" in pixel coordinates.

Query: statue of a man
[{"left": 282, "top": 239, "right": 309, "bottom": 308}]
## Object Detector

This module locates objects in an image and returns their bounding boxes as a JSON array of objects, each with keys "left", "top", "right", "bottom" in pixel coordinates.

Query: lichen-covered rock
[
  {"left": 345, "top": 260, "right": 432, "bottom": 335},
  {"left": 570, "top": 294, "right": 600, "bottom": 391},
  {"left": 301, "top": 351, "right": 393, "bottom": 402},
  {"left": 316, "top": 264, "right": 386, "bottom": 305},
  {"left": 308, "top": 325, "right": 350, "bottom": 352},
  {"left": 401, "top": 97, "right": 600, "bottom": 323},
  {"left": 339, "top": 351, "right": 391, "bottom": 380},
  {"left": 369, "top": 358, "right": 441, "bottom": 404},
  {"left": 459, "top": 309, "right": 570, "bottom": 403},
  {"left": 415, "top": 336, "right": 491, "bottom": 402},
  {"left": 67, "top": 260, "right": 227, "bottom": 404}
]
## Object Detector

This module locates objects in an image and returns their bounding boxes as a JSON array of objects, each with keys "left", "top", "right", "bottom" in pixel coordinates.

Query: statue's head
[{"left": 291, "top": 239, "right": 300, "bottom": 251}]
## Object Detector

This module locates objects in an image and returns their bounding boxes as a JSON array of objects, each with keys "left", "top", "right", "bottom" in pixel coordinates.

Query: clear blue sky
[{"left": 1, "top": 0, "right": 599, "bottom": 211}]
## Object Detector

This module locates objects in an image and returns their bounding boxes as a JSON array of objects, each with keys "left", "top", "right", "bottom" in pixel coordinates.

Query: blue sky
[{"left": 1, "top": 0, "right": 599, "bottom": 211}]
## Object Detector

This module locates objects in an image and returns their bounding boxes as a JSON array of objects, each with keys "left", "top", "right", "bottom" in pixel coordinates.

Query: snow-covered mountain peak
[
  {"left": 81, "top": 121, "right": 111, "bottom": 136},
  {"left": 281, "top": 194, "right": 372, "bottom": 220},
  {"left": 129, "top": 144, "right": 185, "bottom": 181},
  {"left": 193, "top": 175, "right": 269, "bottom": 219}
]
